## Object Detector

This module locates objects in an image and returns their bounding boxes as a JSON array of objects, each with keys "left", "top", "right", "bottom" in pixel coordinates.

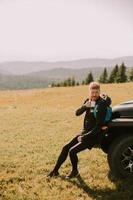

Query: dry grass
[{"left": 0, "top": 83, "right": 133, "bottom": 200}]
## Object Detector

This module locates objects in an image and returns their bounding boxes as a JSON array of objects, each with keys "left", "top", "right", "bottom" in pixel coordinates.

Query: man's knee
[
  {"left": 62, "top": 144, "right": 70, "bottom": 152},
  {"left": 69, "top": 147, "right": 76, "bottom": 156},
  {"left": 76, "top": 129, "right": 84, "bottom": 136}
]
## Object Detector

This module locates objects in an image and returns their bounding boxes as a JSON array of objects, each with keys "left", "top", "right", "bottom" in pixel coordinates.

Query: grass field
[{"left": 0, "top": 83, "right": 133, "bottom": 200}]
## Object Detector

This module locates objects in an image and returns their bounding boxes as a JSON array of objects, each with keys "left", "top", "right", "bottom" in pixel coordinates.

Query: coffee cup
[{"left": 90, "top": 101, "right": 96, "bottom": 107}]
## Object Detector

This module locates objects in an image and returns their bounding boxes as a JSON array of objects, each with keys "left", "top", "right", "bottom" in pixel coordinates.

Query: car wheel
[{"left": 107, "top": 134, "right": 133, "bottom": 178}]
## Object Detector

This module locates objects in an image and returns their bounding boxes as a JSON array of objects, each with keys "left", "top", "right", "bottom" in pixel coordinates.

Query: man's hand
[
  {"left": 84, "top": 100, "right": 91, "bottom": 108},
  {"left": 77, "top": 135, "right": 83, "bottom": 142}
]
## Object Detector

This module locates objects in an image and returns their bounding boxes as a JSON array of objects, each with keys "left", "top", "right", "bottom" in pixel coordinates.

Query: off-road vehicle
[{"left": 100, "top": 100, "right": 133, "bottom": 178}]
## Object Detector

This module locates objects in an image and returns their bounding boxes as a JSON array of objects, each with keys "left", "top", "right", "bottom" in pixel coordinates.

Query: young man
[{"left": 47, "top": 82, "right": 112, "bottom": 179}]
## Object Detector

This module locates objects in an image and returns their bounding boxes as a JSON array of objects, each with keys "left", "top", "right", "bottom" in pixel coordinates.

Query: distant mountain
[
  {"left": 0, "top": 56, "right": 132, "bottom": 90},
  {"left": 0, "top": 66, "right": 132, "bottom": 90},
  {"left": 0, "top": 67, "right": 104, "bottom": 90},
  {"left": 0, "top": 73, "right": 58, "bottom": 90},
  {"left": 0, "top": 56, "right": 133, "bottom": 75},
  {"left": 27, "top": 67, "right": 110, "bottom": 82}
]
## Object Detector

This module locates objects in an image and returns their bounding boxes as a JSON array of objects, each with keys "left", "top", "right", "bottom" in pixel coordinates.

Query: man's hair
[{"left": 89, "top": 82, "right": 100, "bottom": 90}]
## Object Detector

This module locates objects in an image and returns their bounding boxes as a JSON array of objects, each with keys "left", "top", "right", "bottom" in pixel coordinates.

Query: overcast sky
[{"left": 0, "top": 0, "right": 133, "bottom": 62}]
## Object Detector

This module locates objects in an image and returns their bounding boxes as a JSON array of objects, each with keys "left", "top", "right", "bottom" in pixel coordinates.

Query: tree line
[{"left": 51, "top": 63, "right": 133, "bottom": 87}]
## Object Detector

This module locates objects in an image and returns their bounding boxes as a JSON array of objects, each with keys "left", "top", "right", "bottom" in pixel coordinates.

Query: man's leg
[
  {"left": 66, "top": 141, "right": 90, "bottom": 178},
  {"left": 47, "top": 130, "right": 84, "bottom": 177}
]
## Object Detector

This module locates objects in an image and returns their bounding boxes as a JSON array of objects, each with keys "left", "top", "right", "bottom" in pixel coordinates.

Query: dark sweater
[{"left": 75, "top": 96, "right": 112, "bottom": 143}]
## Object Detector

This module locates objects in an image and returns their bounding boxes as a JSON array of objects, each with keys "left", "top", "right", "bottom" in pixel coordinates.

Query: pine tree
[
  {"left": 129, "top": 68, "right": 133, "bottom": 81},
  {"left": 60, "top": 81, "right": 64, "bottom": 87},
  {"left": 85, "top": 72, "right": 94, "bottom": 84},
  {"left": 51, "top": 82, "right": 55, "bottom": 87},
  {"left": 56, "top": 83, "right": 61, "bottom": 87},
  {"left": 116, "top": 62, "right": 127, "bottom": 83},
  {"left": 67, "top": 77, "right": 72, "bottom": 86},
  {"left": 63, "top": 80, "right": 67, "bottom": 87},
  {"left": 71, "top": 76, "right": 76, "bottom": 86},
  {"left": 99, "top": 68, "right": 108, "bottom": 83},
  {"left": 108, "top": 64, "right": 119, "bottom": 83},
  {"left": 82, "top": 80, "right": 85, "bottom": 85}
]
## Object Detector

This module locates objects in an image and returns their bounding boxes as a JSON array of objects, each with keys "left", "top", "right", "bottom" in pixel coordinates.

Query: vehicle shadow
[{"left": 60, "top": 170, "right": 133, "bottom": 200}]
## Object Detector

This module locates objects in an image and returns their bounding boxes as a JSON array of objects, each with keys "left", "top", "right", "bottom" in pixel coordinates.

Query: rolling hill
[{"left": 0, "top": 56, "right": 133, "bottom": 89}]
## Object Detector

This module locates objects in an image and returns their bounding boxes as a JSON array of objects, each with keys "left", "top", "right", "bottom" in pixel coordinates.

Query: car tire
[{"left": 107, "top": 134, "right": 133, "bottom": 178}]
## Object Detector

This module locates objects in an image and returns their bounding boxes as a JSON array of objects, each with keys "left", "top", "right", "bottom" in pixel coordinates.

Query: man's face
[{"left": 89, "top": 88, "right": 100, "bottom": 101}]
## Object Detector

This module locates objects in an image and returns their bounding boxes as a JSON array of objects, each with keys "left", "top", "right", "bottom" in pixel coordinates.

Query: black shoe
[
  {"left": 47, "top": 170, "right": 60, "bottom": 177},
  {"left": 65, "top": 170, "right": 79, "bottom": 179}
]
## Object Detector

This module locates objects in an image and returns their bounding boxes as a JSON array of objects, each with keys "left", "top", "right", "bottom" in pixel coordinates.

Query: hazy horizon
[{"left": 1, "top": 55, "right": 133, "bottom": 64}]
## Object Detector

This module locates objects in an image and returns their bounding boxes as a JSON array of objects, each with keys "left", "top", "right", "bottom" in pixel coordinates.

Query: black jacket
[{"left": 75, "top": 95, "right": 112, "bottom": 143}]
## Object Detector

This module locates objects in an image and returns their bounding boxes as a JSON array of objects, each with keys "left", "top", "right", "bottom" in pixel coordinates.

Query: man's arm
[
  {"left": 75, "top": 98, "right": 89, "bottom": 116},
  {"left": 81, "top": 100, "right": 107, "bottom": 141},
  {"left": 100, "top": 93, "right": 112, "bottom": 106}
]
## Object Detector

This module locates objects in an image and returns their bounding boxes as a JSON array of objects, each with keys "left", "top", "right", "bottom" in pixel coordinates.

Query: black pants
[{"left": 53, "top": 130, "right": 94, "bottom": 172}]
